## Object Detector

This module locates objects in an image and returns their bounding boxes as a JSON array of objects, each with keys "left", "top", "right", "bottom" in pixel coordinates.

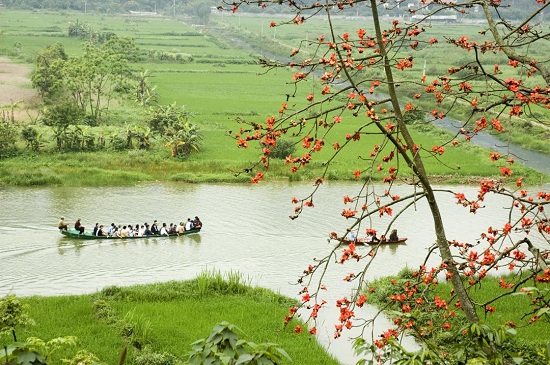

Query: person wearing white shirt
[
  {"left": 160, "top": 222, "right": 169, "bottom": 236},
  {"left": 185, "top": 218, "right": 194, "bottom": 231}
]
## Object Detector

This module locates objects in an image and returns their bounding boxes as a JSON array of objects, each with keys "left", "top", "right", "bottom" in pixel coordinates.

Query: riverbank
[
  {"left": 1, "top": 144, "right": 547, "bottom": 187},
  {"left": 4, "top": 260, "right": 548, "bottom": 365},
  {"left": 0, "top": 273, "right": 339, "bottom": 365}
]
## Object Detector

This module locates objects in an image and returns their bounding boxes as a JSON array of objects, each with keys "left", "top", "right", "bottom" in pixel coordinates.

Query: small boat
[
  {"left": 342, "top": 237, "right": 408, "bottom": 245},
  {"left": 60, "top": 228, "right": 201, "bottom": 240}
]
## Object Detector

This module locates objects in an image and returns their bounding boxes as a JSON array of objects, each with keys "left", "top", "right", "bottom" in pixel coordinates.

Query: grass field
[
  {"left": 1, "top": 273, "right": 339, "bottom": 365},
  {"left": 214, "top": 13, "right": 550, "bottom": 154},
  {"left": 0, "top": 9, "right": 548, "bottom": 187}
]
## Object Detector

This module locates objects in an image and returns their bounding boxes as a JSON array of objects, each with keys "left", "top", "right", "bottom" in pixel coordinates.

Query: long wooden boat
[
  {"left": 60, "top": 228, "right": 201, "bottom": 240},
  {"left": 343, "top": 237, "right": 408, "bottom": 245}
]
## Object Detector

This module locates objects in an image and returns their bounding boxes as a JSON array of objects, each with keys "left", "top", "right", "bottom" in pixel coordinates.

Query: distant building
[
  {"left": 405, "top": 0, "right": 459, "bottom": 22},
  {"left": 423, "top": 0, "right": 458, "bottom": 4},
  {"left": 128, "top": 11, "right": 161, "bottom": 17},
  {"left": 400, "top": 0, "right": 458, "bottom": 9},
  {"left": 381, "top": 0, "right": 458, "bottom": 8},
  {"left": 410, "top": 14, "right": 458, "bottom": 22}
]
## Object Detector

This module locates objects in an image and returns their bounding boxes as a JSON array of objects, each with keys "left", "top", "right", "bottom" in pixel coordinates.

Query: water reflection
[{"left": 57, "top": 240, "right": 86, "bottom": 255}]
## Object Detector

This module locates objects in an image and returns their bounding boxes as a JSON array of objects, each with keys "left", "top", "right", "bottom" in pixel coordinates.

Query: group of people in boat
[
  {"left": 58, "top": 217, "right": 201, "bottom": 237},
  {"left": 346, "top": 229, "right": 399, "bottom": 243}
]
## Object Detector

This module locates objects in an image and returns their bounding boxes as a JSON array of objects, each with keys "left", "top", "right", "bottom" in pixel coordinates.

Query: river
[
  {"left": 1, "top": 182, "right": 548, "bottom": 364},
  {"left": 433, "top": 117, "right": 550, "bottom": 175}
]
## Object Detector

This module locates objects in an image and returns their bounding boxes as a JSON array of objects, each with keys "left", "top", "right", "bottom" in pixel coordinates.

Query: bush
[
  {"left": 270, "top": 139, "right": 296, "bottom": 159},
  {"left": 41, "top": 102, "right": 84, "bottom": 129},
  {"left": 403, "top": 108, "right": 426, "bottom": 125},
  {"left": 21, "top": 126, "right": 40, "bottom": 151},
  {"left": 188, "top": 322, "right": 290, "bottom": 365},
  {"left": 0, "top": 120, "right": 18, "bottom": 158},
  {"left": 134, "top": 346, "right": 179, "bottom": 365}
]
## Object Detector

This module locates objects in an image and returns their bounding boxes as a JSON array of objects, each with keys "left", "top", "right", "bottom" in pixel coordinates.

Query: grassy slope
[{"left": 2, "top": 279, "right": 339, "bottom": 365}]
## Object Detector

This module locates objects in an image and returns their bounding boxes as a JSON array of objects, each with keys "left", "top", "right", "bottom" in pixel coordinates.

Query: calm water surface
[{"left": 0, "top": 182, "right": 546, "bottom": 364}]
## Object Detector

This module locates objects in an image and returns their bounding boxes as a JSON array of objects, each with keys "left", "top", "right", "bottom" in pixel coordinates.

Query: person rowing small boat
[
  {"left": 343, "top": 228, "right": 406, "bottom": 245},
  {"left": 389, "top": 229, "right": 399, "bottom": 242}
]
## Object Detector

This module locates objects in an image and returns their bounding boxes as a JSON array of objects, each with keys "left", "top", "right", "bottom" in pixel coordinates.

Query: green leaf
[
  {"left": 471, "top": 323, "right": 481, "bottom": 336},
  {"left": 226, "top": 331, "right": 240, "bottom": 349},
  {"left": 16, "top": 350, "right": 46, "bottom": 365},
  {"left": 235, "top": 353, "right": 254, "bottom": 364},
  {"left": 265, "top": 358, "right": 279, "bottom": 365},
  {"left": 276, "top": 347, "right": 291, "bottom": 361},
  {"left": 466, "top": 358, "right": 486, "bottom": 365},
  {"left": 207, "top": 333, "right": 223, "bottom": 345}
]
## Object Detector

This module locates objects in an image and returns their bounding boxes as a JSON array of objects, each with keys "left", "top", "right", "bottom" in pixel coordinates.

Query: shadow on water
[{"left": 185, "top": 234, "right": 202, "bottom": 245}]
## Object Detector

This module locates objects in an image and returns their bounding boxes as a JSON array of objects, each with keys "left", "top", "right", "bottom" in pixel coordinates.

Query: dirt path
[{"left": 0, "top": 56, "right": 39, "bottom": 117}]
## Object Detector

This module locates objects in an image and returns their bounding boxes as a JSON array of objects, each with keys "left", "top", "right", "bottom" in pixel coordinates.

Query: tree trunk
[
  {"left": 370, "top": 0, "right": 479, "bottom": 323},
  {"left": 481, "top": 0, "right": 550, "bottom": 84}
]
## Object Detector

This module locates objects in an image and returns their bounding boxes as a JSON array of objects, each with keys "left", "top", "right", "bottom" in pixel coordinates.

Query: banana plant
[
  {"left": 165, "top": 121, "right": 202, "bottom": 158},
  {"left": 134, "top": 69, "right": 158, "bottom": 107},
  {"left": 133, "top": 125, "right": 152, "bottom": 150}
]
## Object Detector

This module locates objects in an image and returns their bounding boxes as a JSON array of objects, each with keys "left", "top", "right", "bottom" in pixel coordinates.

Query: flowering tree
[{"left": 220, "top": 0, "right": 549, "bottom": 363}]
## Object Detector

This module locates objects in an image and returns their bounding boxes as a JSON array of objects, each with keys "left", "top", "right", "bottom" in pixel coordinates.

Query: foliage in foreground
[
  {"left": 188, "top": 322, "right": 291, "bottom": 365},
  {"left": 361, "top": 269, "right": 550, "bottom": 364},
  {"left": 0, "top": 294, "right": 35, "bottom": 342},
  {"left": 0, "top": 271, "right": 337, "bottom": 365}
]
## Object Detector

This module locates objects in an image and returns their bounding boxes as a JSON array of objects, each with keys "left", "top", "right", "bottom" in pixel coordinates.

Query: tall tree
[
  {"left": 188, "top": 0, "right": 215, "bottom": 24},
  {"left": 221, "top": 0, "right": 550, "bottom": 362},
  {"left": 31, "top": 43, "right": 68, "bottom": 101},
  {"left": 62, "top": 36, "right": 137, "bottom": 124}
]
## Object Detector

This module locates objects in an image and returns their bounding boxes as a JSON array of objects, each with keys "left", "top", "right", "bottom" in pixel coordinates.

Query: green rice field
[{"left": 0, "top": 9, "right": 548, "bottom": 186}]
